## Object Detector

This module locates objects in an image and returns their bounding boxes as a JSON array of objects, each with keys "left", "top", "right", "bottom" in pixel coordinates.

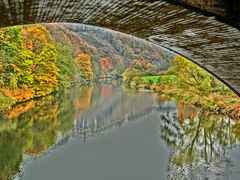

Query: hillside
[
  {"left": 46, "top": 23, "right": 173, "bottom": 79},
  {"left": 63, "top": 23, "right": 172, "bottom": 70}
]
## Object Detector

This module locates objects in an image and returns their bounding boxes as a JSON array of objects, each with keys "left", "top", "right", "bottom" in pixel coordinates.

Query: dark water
[{"left": 0, "top": 82, "right": 240, "bottom": 180}]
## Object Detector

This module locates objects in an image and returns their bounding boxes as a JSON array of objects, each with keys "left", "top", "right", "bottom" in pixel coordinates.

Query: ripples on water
[{"left": 0, "top": 82, "right": 239, "bottom": 180}]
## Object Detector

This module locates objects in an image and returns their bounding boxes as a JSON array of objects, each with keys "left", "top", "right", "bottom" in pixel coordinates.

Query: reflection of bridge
[
  {"left": 72, "top": 87, "right": 177, "bottom": 137},
  {"left": 51, "top": 100, "right": 177, "bottom": 150},
  {"left": 72, "top": 105, "right": 175, "bottom": 137},
  {"left": 0, "top": 0, "right": 240, "bottom": 95}
]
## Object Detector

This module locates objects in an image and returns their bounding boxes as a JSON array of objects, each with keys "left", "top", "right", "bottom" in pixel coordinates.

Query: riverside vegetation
[
  {"left": 123, "top": 55, "right": 240, "bottom": 119},
  {"left": 0, "top": 24, "right": 95, "bottom": 112},
  {"left": 0, "top": 23, "right": 171, "bottom": 113}
]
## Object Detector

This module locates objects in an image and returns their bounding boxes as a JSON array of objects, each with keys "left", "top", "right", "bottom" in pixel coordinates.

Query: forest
[{"left": 0, "top": 24, "right": 96, "bottom": 112}]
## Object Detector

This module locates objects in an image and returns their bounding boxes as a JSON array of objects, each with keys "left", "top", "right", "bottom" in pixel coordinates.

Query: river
[{"left": 0, "top": 81, "right": 240, "bottom": 180}]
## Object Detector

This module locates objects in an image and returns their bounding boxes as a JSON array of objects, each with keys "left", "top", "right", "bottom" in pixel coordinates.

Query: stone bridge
[{"left": 0, "top": 0, "right": 239, "bottom": 95}]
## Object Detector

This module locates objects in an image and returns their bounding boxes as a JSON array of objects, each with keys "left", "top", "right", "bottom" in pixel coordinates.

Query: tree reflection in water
[
  {"left": 0, "top": 91, "right": 77, "bottom": 180},
  {"left": 160, "top": 103, "right": 240, "bottom": 179}
]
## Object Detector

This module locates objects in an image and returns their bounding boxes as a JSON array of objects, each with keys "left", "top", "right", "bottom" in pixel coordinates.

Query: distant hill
[
  {"left": 42, "top": 23, "right": 174, "bottom": 78},
  {"left": 43, "top": 23, "right": 96, "bottom": 57},
  {"left": 61, "top": 23, "right": 173, "bottom": 75}
]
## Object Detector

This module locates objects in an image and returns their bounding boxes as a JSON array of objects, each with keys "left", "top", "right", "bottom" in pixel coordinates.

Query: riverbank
[
  {"left": 0, "top": 76, "right": 121, "bottom": 115},
  {"left": 122, "top": 55, "right": 240, "bottom": 120},
  {"left": 124, "top": 81, "right": 240, "bottom": 120}
]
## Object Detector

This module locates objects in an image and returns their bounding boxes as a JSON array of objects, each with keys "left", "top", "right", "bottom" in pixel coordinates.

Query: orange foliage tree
[
  {"left": 100, "top": 57, "right": 111, "bottom": 71},
  {"left": 0, "top": 85, "right": 34, "bottom": 102},
  {"left": 22, "top": 24, "right": 53, "bottom": 54}
]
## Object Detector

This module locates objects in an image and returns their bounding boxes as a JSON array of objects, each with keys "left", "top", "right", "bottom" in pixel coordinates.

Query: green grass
[
  {"left": 142, "top": 75, "right": 178, "bottom": 84},
  {"left": 142, "top": 76, "right": 160, "bottom": 84}
]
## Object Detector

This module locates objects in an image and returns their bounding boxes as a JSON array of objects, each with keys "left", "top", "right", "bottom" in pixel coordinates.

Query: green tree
[
  {"left": 167, "top": 55, "right": 213, "bottom": 94},
  {"left": 56, "top": 43, "right": 76, "bottom": 87},
  {"left": 16, "top": 50, "right": 35, "bottom": 86},
  {"left": 2, "top": 26, "right": 23, "bottom": 50},
  {"left": 123, "top": 67, "right": 142, "bottom": 87}
]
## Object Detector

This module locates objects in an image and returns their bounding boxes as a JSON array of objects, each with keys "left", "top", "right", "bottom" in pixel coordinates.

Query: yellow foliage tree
[
  {"left": 32, "top": 44, "right": 59, "bottom": 96},
  {"left": 75, "top": 53, "right": 93, "bottom": 80},
  {"left": 0, "top": 29, "right": 4, "bottom": 40}
]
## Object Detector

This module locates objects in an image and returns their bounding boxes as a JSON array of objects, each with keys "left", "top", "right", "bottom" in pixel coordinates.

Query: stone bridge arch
[{"left": 0, "top": 0, "right": 239, "bottom": 95}]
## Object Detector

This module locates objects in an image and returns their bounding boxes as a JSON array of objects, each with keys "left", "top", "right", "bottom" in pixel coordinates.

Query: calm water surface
[{"left": 0, "top": 82, "right": 240, "bottom": 180}]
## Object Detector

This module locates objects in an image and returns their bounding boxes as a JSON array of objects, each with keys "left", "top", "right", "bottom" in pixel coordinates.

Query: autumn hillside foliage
[
  {"left": 0, "top": 24, "right": 95, "bottom": 112},
  {"left": 63, "top": 23, "right": 172, "bottom": 78},
  {"left": 0, "top": 23, "right": 173, "bottom": 113}
]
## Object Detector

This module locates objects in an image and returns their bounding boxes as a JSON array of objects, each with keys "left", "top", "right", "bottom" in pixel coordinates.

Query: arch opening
[{"left": 0, "top": 0, "right": 239, "bottom": 95}]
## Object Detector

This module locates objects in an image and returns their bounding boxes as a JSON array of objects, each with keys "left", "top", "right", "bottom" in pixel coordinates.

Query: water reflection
[
  {"left": 72, "top": 84, "right": 156, "bottom": 138},
  {"left": 0, "top": 91, "right": 77, "bottom": 180},
  {"left": 0, "top": 82, "right": 239, "bottom": 180},
  {"left": 160, "top": 103, "right": 240, "bottom": 179}
]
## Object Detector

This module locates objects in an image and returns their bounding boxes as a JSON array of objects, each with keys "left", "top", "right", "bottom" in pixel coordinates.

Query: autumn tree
[
  {"left": 32, "top": 44, "right": 59, "bottom": 96},
  {"left": 22, "top": 24, "right": 53, "bottom": 54},
  {"left": 166, "top": 55, "right": 214, "bottom": 95},
  {"left": 123, "top": 67, "right": 142, "bottom": 87},
  {"left": 75, "top": 53, "right": 93, "bottom": 80},
  {"left": 100, "top": 57, "right": 111, "bottom": 71},
  {"left": 55, "top": 43, "right": 76, "bottom": 87},
  {"left": 16, "top": 50, "right": 35, "bottom": 86}
]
